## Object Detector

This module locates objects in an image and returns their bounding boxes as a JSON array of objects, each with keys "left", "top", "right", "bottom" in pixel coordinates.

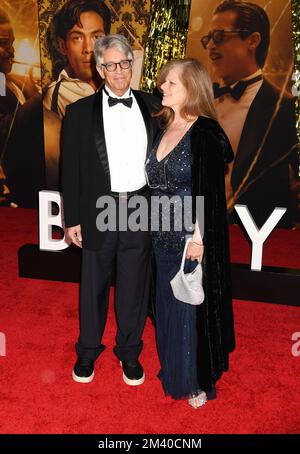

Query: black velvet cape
[{"left": 190, "top": 116, "right": 236, "bottom": 393}]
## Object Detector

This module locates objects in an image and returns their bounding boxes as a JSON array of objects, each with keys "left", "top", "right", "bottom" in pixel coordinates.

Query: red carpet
[{"left": 0, "top": 207, "right": 300, "bottom": 434}]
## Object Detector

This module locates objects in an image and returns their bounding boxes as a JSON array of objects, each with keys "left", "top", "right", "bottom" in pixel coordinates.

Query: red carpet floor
[{"left": 0, "top": 207, "right": 300, "bottom": 434}]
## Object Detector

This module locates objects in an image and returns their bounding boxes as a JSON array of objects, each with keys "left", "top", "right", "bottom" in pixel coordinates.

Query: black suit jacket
[
  {"left": 62, "top": 89, "right": 159, "bottom": 250},
  {"left": 0, "top": 86, "right": 19, "bottom": 160},
  {"left": 230, "top": 79, "right": 299, "bottom": 228},
  {"left": 2, "top": 94, "right": 45, "bottom": 207}
]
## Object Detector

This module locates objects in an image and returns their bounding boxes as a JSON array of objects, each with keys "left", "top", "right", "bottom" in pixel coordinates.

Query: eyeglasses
[
  {"left": 101, "top": 59, "right": 132, "bottom": 72},
  {"left": 200, "top": 29, "right": 250, "bottom": 49}
]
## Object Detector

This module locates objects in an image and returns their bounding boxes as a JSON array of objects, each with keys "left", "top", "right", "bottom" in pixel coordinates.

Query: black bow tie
[
  {"left": 213, "top": 75, "right": 263, "bottom": 100},
  {"left": 104, "top": 87, "right": 133, "bottom": 108}
]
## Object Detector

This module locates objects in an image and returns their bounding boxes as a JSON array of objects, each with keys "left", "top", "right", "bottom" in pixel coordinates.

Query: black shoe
[
  {"left": 120, "top": 360, "right": 145, "bottom": 386},
  {"left": 72, "top": 357, "right": 95, "bottom": 383}
]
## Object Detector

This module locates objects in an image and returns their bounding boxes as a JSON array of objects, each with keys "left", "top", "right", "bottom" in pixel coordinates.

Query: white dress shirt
[
  {"left": 102, "top": 85, "right": 148, "bottom": 192},
  {"left": 43, "top": 69, "right": 96, "bottom": 118},
  {"left": 215, "top": 69, "right": 263, "bottom": 202}
]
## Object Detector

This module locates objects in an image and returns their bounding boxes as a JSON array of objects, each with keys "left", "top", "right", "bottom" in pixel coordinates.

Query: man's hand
[{"left": 66, "top": 224, "right": 82, "bottom": 248}]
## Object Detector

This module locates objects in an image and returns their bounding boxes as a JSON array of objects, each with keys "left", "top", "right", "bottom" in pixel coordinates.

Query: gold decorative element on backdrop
[
  {"left": 105, "top": 0, "right": 151, "bottom": 47},
  {"left": 291, "top": 0, "right": 300, "bottom": 139},
  {"left": 38, "top": 0, "right": 69, "bottom": 90},
  {"left": 140, "top": 0, "right": 192, "bottom": 93}
]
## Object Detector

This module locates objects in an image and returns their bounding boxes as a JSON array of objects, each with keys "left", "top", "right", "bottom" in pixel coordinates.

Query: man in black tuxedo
[
  {"left": 62, "top": 34, "right": 158, "bottom": 385},
  {"left": 201, "top": 0, "right": 299, "bottom": 228}
]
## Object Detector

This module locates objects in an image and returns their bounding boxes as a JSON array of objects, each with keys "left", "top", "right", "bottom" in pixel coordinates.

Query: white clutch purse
[{"left": 170, "top": 238, "right": 205, "bottom": 306}]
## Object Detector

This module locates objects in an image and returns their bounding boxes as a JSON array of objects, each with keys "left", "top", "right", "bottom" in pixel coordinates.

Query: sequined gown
[{"left": 145, "top": 129, "right": 201, "bottom": 399}]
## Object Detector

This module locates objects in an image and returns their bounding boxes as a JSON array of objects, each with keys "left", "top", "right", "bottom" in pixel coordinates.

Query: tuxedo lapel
[
  {"left": 132, "top": 90, "right": 153, "bottom": 157},
  {"left": 93, "top": 90, "right": 111, "bottom": 188},
  {"left": 231, "top": 80, "right": 276, "bottom": 190}
]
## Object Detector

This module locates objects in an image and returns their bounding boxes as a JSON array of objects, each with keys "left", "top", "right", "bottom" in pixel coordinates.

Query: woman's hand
[{"left": 186, "top": 241, "right": 204, "bottom": 263}]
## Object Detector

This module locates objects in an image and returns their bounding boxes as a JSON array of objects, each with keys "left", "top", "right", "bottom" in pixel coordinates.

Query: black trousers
[{"left": 76, "top": 220, "right": 152, "bottom": 362}]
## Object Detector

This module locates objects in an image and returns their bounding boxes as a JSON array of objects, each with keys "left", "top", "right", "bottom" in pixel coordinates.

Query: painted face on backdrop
[
  {"left": 59, "top": 11, "right": 105, "bottom": 83},
  {"left": 159, "top": 67, "right": 188, "bottom": 111},
  {"left": 0, "top": 21, "right": 15, "bottom": 74},
  {"left": 98, "top": 47, "right": 133, "bottom": 97},
  {"left": 205, "top": 10, "right": 259, "bottom": 84}
]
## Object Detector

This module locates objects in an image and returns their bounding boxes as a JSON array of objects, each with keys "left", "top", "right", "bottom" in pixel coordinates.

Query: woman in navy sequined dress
[{"left": 145, "top": 59, "right": 235, "bottom": 409}]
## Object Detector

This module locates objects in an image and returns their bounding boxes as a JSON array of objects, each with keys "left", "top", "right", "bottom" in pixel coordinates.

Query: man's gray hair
[{"left": 94, "top": 34, "right": 134, "bottom": 66}]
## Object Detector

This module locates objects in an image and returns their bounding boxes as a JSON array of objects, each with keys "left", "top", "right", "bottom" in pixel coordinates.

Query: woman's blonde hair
[{"left": 155, "top": 58, "right": 217, "bottom": 128}]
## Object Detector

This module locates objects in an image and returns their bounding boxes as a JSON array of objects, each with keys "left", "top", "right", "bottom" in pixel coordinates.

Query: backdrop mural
[
  {"left": 186, "top": 0, "right": 299, "bottom": 228},
  {"left": 0, "top": 0, "right": 299, "bottom": 229}
]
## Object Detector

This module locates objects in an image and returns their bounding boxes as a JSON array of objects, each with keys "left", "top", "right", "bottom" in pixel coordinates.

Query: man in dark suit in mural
[
  {"left": 0, "top": 7, "right": 42, "bottom": 207},
  {"left": 201, "top": 0, "right": 299, "bottom": 228},
  {"left": 43, "top": 0, "right": 111, "bottom": 119},
  {"left": 0, "top": 7, "right": 24, "bottom": 203}
]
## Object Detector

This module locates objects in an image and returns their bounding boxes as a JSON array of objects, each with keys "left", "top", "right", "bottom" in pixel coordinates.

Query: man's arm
[{"left": 62, "top": 103, "right": 81, "bottom": 238}]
